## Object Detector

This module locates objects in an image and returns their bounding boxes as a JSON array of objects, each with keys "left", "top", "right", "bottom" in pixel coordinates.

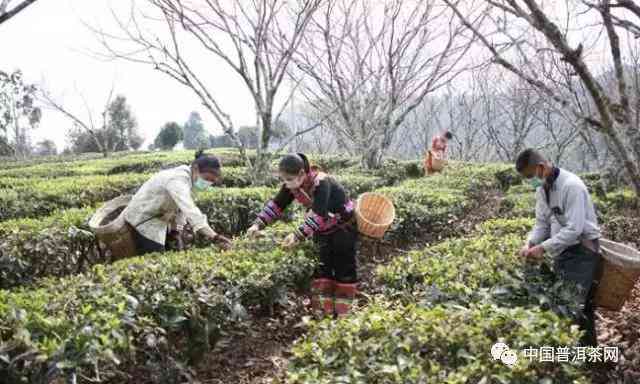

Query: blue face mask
[
  {"left": 193, "top": 176, "right": 213, "bottom": 191},
  {"left": 528, "top": 166, "right": 544, "bottom": 189},
  {"left": 529, "top": 177, "right": 544, "bottom": 189}
]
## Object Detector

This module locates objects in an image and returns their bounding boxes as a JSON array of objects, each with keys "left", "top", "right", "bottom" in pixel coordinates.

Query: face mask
[
  {"left": 528, "top": 166, "right": 544, "bottom": 189},
  {"left": 194, "top": 176, "right": 213, "bottom": 191},
  {"left": 529, "top": 177, "right": 544, "bottom": 189},
  {"left": 284, "top": 175, "right": 304, "bottom": 189}
]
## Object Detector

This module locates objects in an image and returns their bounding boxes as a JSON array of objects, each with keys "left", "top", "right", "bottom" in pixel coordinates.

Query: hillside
[{"left": 0, "top": 149, "right": 638, "bottom": 384}]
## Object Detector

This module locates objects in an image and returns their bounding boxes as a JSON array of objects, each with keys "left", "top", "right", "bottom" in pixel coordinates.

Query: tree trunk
[
  {"left": 361, "top": 146, "right": 383, "bottom": 169},
  {"left": 251, "top": 113, "right": 273, "bottom": 185}
]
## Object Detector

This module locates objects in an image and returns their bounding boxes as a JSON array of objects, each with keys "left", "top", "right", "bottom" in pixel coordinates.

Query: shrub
[
  {"left": 374, "top": 162, "right": 511, "bottom": 242},
  {"left": 499, "top": 184, "right": 537, "bottom": 218},
  {"left": 334, "top": 174, "right": 390, "bottom": 196},
  {"left": 377, "top": 233, "right": 525, "bottom": 304},
  {"left": 0, "top": 149, "right": 248, "bottom": 179},
  {"left": 477, "top": 217, "right": 534, "bottom": 237},
  {"left": 287, "top": 301, "right": 587, "bottom": 384},
  {"left": 0, "top": 207, "right": 96, "bottom": 289},
  {"left": 0, "top": 167, "right": 266, "bottom": 221},
  {"left": 592, "top": 188, "right": 638, "bottom": 217},
  {"left": 0, "top": 187, "right": 282, "bottom": 289},
  {"left": 196, "top": 187, "right": 277, "bottom": 235},
  {"left": 377, "top": 222, "right": 583, "bottom": 319},
  {"left": 0, "top": 224, "right": 317, "bottom": 383},
  {"left": 0, "top": 174, "right": 149, "bottom": 221}
]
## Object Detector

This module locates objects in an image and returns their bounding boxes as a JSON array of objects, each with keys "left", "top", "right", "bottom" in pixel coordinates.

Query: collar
[
  {"left": 300, "top": 170, "right": 318, "bottom": 190},
  {"left": 544, "top": 166, "right": 560, "bottom": 189},
  {"left": 543, "top": 166, "right": 560, "bottom": 204}
]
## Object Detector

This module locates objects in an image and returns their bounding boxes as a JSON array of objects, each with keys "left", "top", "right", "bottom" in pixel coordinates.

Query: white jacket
[
  {"left": 123, "top": 165, "right": 210, "bottom": 245},
  {"left": 527, "top": 168, "right": 601, "bottom": 257}
]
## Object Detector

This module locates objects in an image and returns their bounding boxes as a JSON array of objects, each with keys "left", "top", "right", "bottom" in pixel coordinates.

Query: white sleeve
[
  {"left": 165, "top": 178, "right": 210, "bottom": 233},
  {"left": 541, "top": 183, "right": 587, "bottom": 255},
  {"left": 173, "top": 210, "right": 187, "bottom": 232},
  {"left": 527, "top": 188, "right": 551, "bottom": 246}
]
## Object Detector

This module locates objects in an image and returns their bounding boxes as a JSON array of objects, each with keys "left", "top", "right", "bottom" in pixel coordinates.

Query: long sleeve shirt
[
  {"left": 123, "top": 165, "right": 212, "bottom": 245},
  {"left": 527, "top": 168, "right": 601, "bottom": 258},
  {"left": 254, "top": 172, "right": 354, "bottom": 240}
]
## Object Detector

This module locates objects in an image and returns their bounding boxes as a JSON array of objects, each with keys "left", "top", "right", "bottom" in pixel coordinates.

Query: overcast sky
[
  {"left": 1, "top": 0, "right": 634, "bottom": 153},
  {"left": 0, "top": 0, "right": 256, "bottom": 151}
]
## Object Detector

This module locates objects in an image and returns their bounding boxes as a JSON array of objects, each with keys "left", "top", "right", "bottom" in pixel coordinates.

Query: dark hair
[
  {"left": 193, "top": 149, "right": 221, "bottom": 174},
  {"left": 279, "top": 153, "right": 310, "bottom": 175},
  {"left": 444, "top": 131, "right": 453, "bottom": 140},
  {"left": 515, "top": 148, "right": 546, "bottom": 173}
]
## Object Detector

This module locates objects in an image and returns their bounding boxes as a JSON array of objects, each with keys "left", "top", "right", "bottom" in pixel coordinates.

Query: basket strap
[{"left": 130, "top": 213, "right": 163, "bottom": 229}]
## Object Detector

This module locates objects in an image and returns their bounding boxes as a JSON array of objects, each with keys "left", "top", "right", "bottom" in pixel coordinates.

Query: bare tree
[
  {"left": 40, "top": 86, "right": 118, "bottom": 158},
  {"left": 0, "top": 0, "right": 37, "bottom": 25},
  {"left": 478, "top": 69, "right": 544, "bottom": 162},
  {"left": 444, "top": 0, "right": 640, "bottom": 197},
  {"left": 287, "top": 103, "right": 338, "bottom": 154},
  {"left": 390, "top": 96, "right": 442, "bottom": 159},
  {"left": 91, "top": 0, "right": 321, "bottom": 183},
  {"left": 435, "top": 76, "right": 490, "bottom": 162},
  {"left": 295, "top": 0, "right": 475, "bottom": 168},
  {"left": 535, "top": 103, "right": 581, "bottom": 165}
]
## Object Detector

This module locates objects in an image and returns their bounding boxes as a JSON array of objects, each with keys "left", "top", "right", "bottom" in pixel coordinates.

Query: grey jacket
[{"left": 527, "top": 168, "right": 601, "bottom": 258}]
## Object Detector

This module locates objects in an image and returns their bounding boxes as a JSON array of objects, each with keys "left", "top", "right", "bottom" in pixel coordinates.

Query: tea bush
[
  {"left": 377, "top": 219, "right": 583, "bottom": 319},
  {"left": 476, "top": 217, "right": 534, "bottom": 237},
  {"left": 0, "top": 207, "right": 96, "bottom": 289},
  {"left": 0, "top": 168, "right": 266, "bottom": 221},
  {"left": 0, "top": 149, "right": 247, "bottom": 179},
  {"left": 499, "top": 184, "right": 536, "bottom": 218},
  {"left": 0, "top": 150, "right": 365, "bottom": 180},
  {"left": 197, "top": 187, "right": 278, "bottom": 236},
  {"left": 0, "top": 171, "right": 394, "bottom": 288},
  {"left": 377, "top": 233, "right": 525, "bottom": 304},
  {"left": 592, "top": 188, "right": 637, "bottom": 216},
  {"left": 377, "top": 163, "right": 512, "bottom": 242},
  {"left": 0, "top": 173, "right": 150, "bottom": 221},
  {"left": 0, "top": 224, "right": 317, "bottom": 383},
  {"left": 0, "top": 166, "right": 393, "bottom": 223},
  {"left": 0, "top": 187, "right": 283, "bottom": 289},
  {"left": 287, "top": 301, "right": 587, "bottom": 384}
]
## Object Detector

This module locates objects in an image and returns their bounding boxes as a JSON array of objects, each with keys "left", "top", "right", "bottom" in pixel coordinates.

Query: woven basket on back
[
  {"left": 89, "top": 195, "right": 137, "bottom": 259},
  {"left": 428, "top": 150, "right": 447, "bottom": 172},
  {"left": 355, "top": 193, "right": 395, "bottom": 239},
  {"left": 594, "top": 238, "right": 640, "bottom": 311}
]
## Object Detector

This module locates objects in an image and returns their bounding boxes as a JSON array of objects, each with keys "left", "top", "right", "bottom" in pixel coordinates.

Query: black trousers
[
  {"left": 554, "top": 241, "right": 603, "bottom": 347},
  {"left": 314, "top": 224, "right": 358, "bottom": 283},
  {"left": 131, "top": 227, "right": 165, "bottom": 255}
]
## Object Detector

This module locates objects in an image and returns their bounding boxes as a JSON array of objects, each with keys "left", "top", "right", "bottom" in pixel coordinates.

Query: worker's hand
[
  {"left": 212, "top": 234, "right": 233, "bottom": 250},
  {"left": 519, "top": 244, "right": 531, "bottom": 258},
  {"left": 247, "top": 224, "right": 261, "bottom": 239},
  {"left": 524, "top": 245, "right": 545, "bottom": 260},
  {"left": 168, "top": 230, "right": 185, "bottom": 251},
  {"left": 282, "top": 233, "right": 299, "bottom": 249},
  {"left": 175, "top": 233, "right": 185, "bottom": 251}
]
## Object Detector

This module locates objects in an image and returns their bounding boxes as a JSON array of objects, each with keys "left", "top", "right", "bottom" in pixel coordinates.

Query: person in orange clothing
[{"left": 424, "top": 130, "right": 453, "bottom": 175}]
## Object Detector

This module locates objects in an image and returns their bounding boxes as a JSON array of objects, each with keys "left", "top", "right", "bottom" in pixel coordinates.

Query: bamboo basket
[
  {"left": 355, "top": 193, "right": 395, "bottom": 239},
  {"left": 89, "top": 195, "right": 137, "bottom": 259},
  {"left": 594, "top": 238, "right": 640, "bottom": 311},
  {"left": 429, "top": 150, "right": 447, "bottom": 172}
]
